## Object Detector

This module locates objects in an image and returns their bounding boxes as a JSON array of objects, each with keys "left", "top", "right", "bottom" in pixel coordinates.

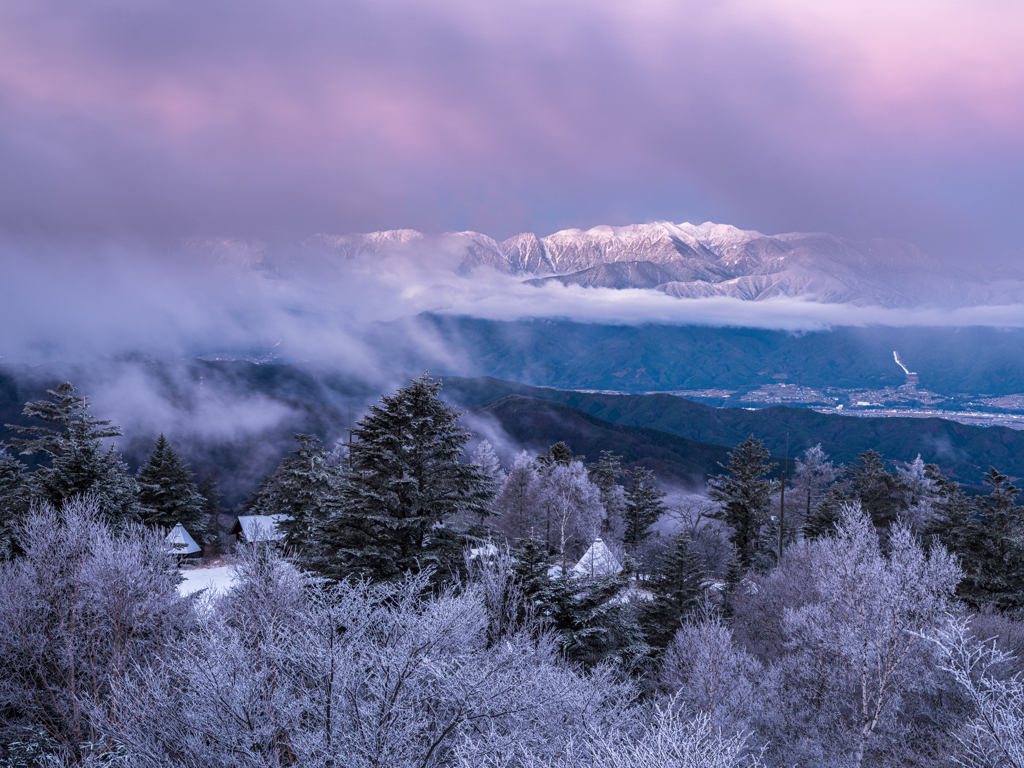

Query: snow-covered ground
[{"left": 178, "top": 565, "right": 237, "bottom": 597}]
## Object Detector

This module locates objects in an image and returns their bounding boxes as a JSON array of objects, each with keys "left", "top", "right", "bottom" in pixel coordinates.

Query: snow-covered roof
[
  {"left": 233, "top": 514, "right": 291, "bottom": 542},
  {"left": 572, "top": 538, "right": 622, "bottom": 579},
  {"left": 166, "top": 523, "right": 201, "bottom": 555}
]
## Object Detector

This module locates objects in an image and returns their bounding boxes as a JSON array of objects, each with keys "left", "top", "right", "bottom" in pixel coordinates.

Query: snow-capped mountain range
[{"left": 300, "top": 221, "right": 1023, "bottom": 308}]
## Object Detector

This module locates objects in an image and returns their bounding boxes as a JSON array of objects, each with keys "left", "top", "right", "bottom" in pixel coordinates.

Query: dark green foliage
[
  {"left": 197, "top": 476, "right": 225, "bottom": 549},
  {"left": 639, "top": 534, "right": 706, "bottom": 654},
  {"left": 708, "top": 436, "right": 778, "bottom": 571},
  {"left": 0, "top": 452, "right": 32, "bottom": 558},
  {"left": 137, "top": 434, "right": 205, "bottom": 534},
  {"left": 3, "top": 383, "right": 139, "bottom": 526},
  {"left": 802, "top": 487, "right": 849, "bottom": 541},
  {"left": 247, "top": 434, "right": 343, "bottom": 558},
  {"left": 847, "top": 450, "right": 908, "bottom": 536},
  {"left": 315, "top": 374, "right": 493, "bottom": 583},
  {"left": 538, "top": 442, "right": 576, "bottom": 467},
  {"left": 588, "top": 450, "right": 627, "bottom": 539},
  {"left": 933, "top": 467, "right": 1024, "bottom": 609},
  {"left": 622, "top": 467, "right": 666, "bottom": 549}
]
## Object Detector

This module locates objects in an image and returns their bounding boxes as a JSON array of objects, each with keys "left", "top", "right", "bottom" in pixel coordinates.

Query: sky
[{"left": 2, "top": 0, "right": 1024, "bottom": 266}]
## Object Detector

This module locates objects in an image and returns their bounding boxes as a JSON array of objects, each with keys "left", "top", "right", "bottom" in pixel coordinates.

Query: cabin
[
  {"left": 571, "top": 538, "right": 623, "bottom": 580},
  {"left": 230, "top": 514, "right": 292, "bottom": 546}
]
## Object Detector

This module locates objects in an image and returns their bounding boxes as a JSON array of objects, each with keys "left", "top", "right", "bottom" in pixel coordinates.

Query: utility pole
[{"left": 778, "top": 432, "right": 790, "bottom": 563}]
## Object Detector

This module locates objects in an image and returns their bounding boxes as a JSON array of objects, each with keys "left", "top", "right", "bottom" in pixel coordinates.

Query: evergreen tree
[
  {"left": 315, "top": 374, "right": 492, "bottom": 583},
  {"left": 537, "top": 442, "right": 575, "bottom": 467},
  {"left": 136, "top": 434, "right": 205, "bottom": 534},
  {"left": 468, "top": 440, "right": 506, "bottom": 525},
  {"left": 802, "top": 486, "right": 849, "bottom": 541},
  {"left": 639, "top": 533, "right": 706, "bottom": 655},
  {"left": 588, "top": 451, "right": 627, "bottom": 540},
  {"left": 0, "top": 451, "right": 32, "bottom": 558},
  {"left": 3, "top": 382, "right": 139, "bottom": 526},
  {"left": 940, "top": 468, "right": 1024, "bottom": 609},
  {"left": 622, "top": 467, "right": 666, "bottom": 550},
  {"left": 707, "top": 436, "right": 778, "bottom": 571},
  {"left": 492, "top": 451, "right": 544, "bottom": 543},
  {"left": 847, "top": 450, "right": 907, "bottom": 537},
  {"left": 248, "top": 434, "right": 343, "bottom": 558},
  {"left": 197, "top": 476, "right": 225, "bottom": 549}
]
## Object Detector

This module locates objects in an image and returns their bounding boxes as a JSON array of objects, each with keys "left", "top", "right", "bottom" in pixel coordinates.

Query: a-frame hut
[
  {"left": 166, "top": 523, "right": 201, "bottom": 559},
  {"left": 230, "top": 514, "right": 291, "bottom": 545},
  {"left": 572, "top": 538, "right": 623, "bottom": 579}
]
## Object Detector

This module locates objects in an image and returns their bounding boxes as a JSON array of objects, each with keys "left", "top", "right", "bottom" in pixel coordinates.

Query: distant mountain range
[{"left": 307, "top": 221, "right": 1024, "bottom": 308}]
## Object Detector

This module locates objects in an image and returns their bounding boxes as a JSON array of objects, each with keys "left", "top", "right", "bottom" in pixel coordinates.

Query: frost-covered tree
[
  {"left": 707, "top": 436, "right": 778, "bottom": 571},
  {"left": 492, "top": 451, "right": 544, "bottom": 543},
  {"left": 895, "top": 454, "right": 940, "bottom": 534},
  {"left": 0, "top": 450, "right": 32, "bottom": 558},
  {"left": 792, "top": 443, "right": 838, "bottom": 523},
  {"left": 136, "top": 433, "right": 205, "bottom": 534},
  {"left": 317, "top": 374, "right": 493, "bottom": 583},
  {"left": 0, "top": 497, "right": 190, "bottom": 761},
  {"left": 779, "top": 503, "right": 961, "bottom": 767},
  {"left": 3, "top": 382, "right": 139, "bottom": 526},
  {"left": 538, "top": 459, "right": 604, "bottom": 565},
  {"left": 623, "top": 467, "right": 666, "bottom": 550}
]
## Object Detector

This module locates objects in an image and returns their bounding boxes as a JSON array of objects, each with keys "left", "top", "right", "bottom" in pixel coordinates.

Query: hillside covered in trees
[{"left": 4, "top": 374, "right": 1024, "bottom": 766}]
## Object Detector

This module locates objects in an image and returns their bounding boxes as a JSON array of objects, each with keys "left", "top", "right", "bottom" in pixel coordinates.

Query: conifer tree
[
  {"left": 197, "top": 476, "right": 225, "bottom": 548},
  {"left": 537, "top": 442, "right": 575, "bottom": 467},
  {"left": 639, "top": 533, "right": 707, "bottom": 655},
  {"left": 492, "top": 451, "right": 544, "bottom": 543},
  {"left": 315, "top": 374, "right": 492, "bottom": 583},
  {"left": 792, "top": 444, "right": 838, "bottom": 522},
  {"left": 707, "top": 436, "right": 778, "bottom": 571},
  {"left": 802, "top": 486, "right": 849, "bottom": 541},
  {"left": 247, "top": 434, "right": 343, "bottom": 558},
  {"left": 932, "top": 467, "right": 1024, "bottom": 609},
  {"left": 0, "top": 451, "right": 32, "bottom": 558},
  {"left": 137, "top": 434, "right": 205, "bottom": 534},
  {"left": 622, "top": 467, "right": 666, "bottom": 549},
  {"left": 3, "top": 382, "right": 139, "bottom": 526},
  {"left": 588, "top": 450, "right": 627, "bottom": 539},
  {"left": 468, "top": 440, "right": 506, "bottom": 525},
  {"left": 847, "top": 450, "right": 907, "bottom": 537}
]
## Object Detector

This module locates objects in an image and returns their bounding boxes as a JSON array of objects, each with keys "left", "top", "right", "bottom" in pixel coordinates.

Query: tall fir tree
[
  {"left": 622, "top": 467, "right": 666, "bottom": 550},
  {"left": 246, "top": 434, "right": 343, "bottom": 558},
  {"left": 197, "top": 476, "right": 225, "bottom": 548},
  {"left": 313, "top": 374, "right": 492, "bottom": 583},
  {"left": 639, "top": 533, "right": 707, "bottom": 655},
  {"left": 588, "top": 451, "right": 627, "bottom": 540},
  {"left": 136, "top": 434, "right": 206, "bottom": 534},
  {"left": 3, "top": 382, "right": 139, "bottom": 526},
  {"left": 847, "top": 450, "right": 908, "bottom": 538},
  {"left": 802, "top": 486, "right": 850, "bottom": 541},
  {"left": 707, "top": 435, "right": 778, "bottom": 571},
  {"left": 0, "top": 451, "right": 33, "bottom": 558},
  {"left": 932, "top": 467, "right": 1024, "bottom": 609}
]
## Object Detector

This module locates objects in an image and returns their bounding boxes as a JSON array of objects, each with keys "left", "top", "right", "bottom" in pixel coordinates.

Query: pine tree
[
  {"left": 137, "top": 434, "right": 205, "bottom": 534},
  {"left": 802, "top": 486, "right": 849, "bottom": 540},
  {"left": 537, "top": 442, "right": 575, "bottom": 467},
  {"left": 0, "top": 451, "right": 32, "bottom": 558},
  {"left": 639, "top": 533, "right": 706, "bottom": 655},
  {"left": 316, "top": 374, "right": 493, "bottom": 583},
  {"left": 468, "top": 440, "right": 506, "bottom": 525},
  {"left": 247, "top": 434, "right": 343, "bottom": 558},
  {"left": 492, "top": 451, "right": 544, "bottom": 543},
  {"left": 933, "top": 467, "right": 1024, "bottom": 609},
  {"left": 622, "top": 467, "right": 666, "bottom": 550},
  {"left": 588, "top": 450, "right": 627, "bottom": 540},
  {"left": 707, "top": 436, "right": 778, "bottom": 571},
  {"left": 847, "top": 450, "right": 907, "bottom": 538},
  {"left": 197, "top": 476, "right": 225, "bottom": 549},
  {"left": 3, "top": 382, "right": 139, "bottom": 526}
]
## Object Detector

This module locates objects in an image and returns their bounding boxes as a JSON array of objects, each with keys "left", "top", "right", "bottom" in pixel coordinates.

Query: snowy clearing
[{"left": 178, "top": 565, "right": 237, "bottom": 597}]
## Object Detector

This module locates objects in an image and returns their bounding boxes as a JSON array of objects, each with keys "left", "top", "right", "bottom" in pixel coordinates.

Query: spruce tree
[
  {"left": 0, "top": 451, "right": 32, "bottom": 558},
  {"left": 933, "top": 467, "right": 1024, "bottom": 609},
  {"left": 622, "top": 467, "right": 666, "bottom": 549},
  {"left": 639, "top": 533, "right": 706, "bottom": 655},
  {"left": 3, "top": 382, "right": 139, "bottom": 526},
  {"left": 588, "top": 451, "right": 627, "bottom": 539},
  {"left": 707, "top": 436, "right": 778, "bottom": 571},
  {"left": 315, "top": 374, "right": 493, "bottom": 583},
  {"left": 247, "top": 434, "right": 343, "bottom": 558},
  {"left": 197, "top": 476, "right": 225, "bottom": 549},
  {"left": 847, "top": 450, "right": 907, "bottom": 537},
  {"left": 137, "top": 434, "right": 205, "bottom": 534},
  {"left": 537, "top": 442, "right": 575, "bottom": 467},
  {"left": 803, "top": 486, "right": 850, "bottom": 541}
]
